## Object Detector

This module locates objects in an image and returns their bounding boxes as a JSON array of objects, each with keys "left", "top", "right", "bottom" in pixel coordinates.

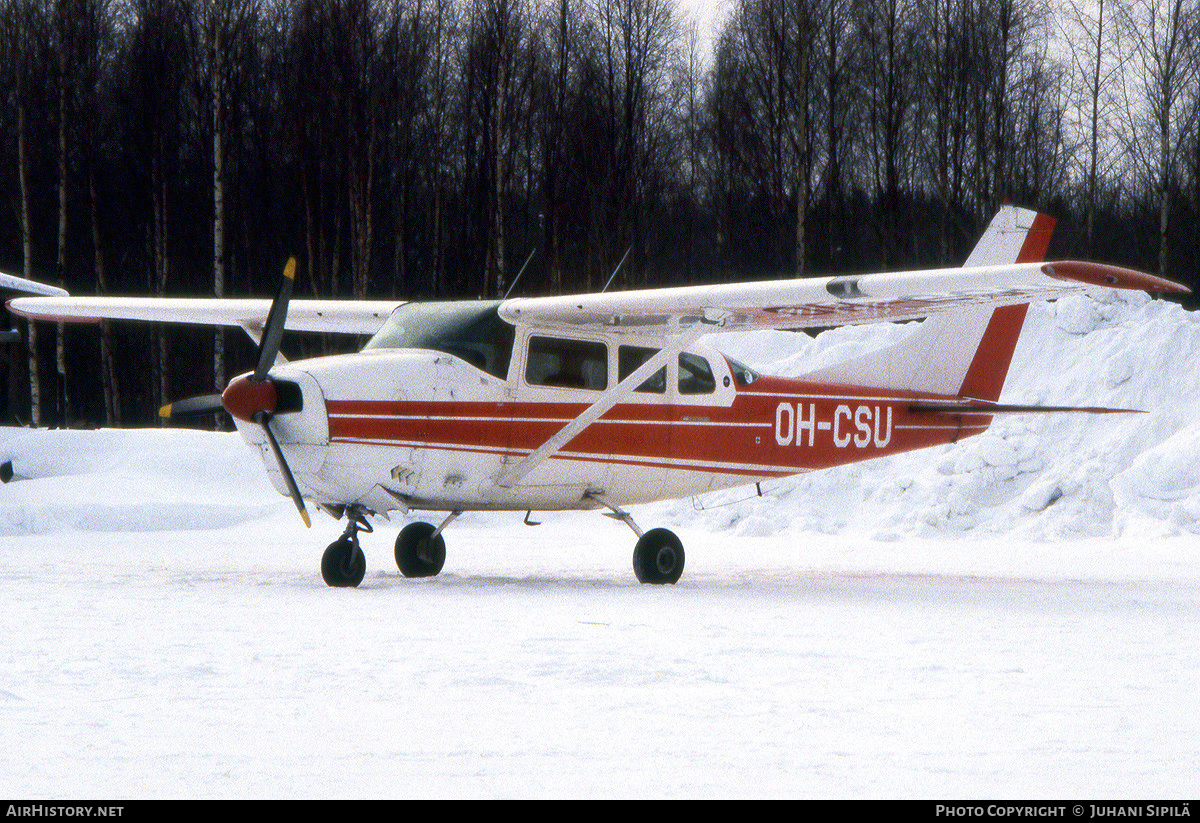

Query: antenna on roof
[
  {"left": 601, "top": 246, "right": 632, "bottom": 293},
  {"left": 502, "top": 249, "right": 538, "bottom": 300}
]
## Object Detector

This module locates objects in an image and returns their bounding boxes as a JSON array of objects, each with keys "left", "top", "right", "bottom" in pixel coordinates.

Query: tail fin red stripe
[
  {"left": 1015, "top": 213, "right": 1056, "bottom": 264},
  {"left": 960, "top": 211, "right": 1053, "bottom": 401},
  {"left": 956, "top": 301, "right": 1029, "bottom": 402}
]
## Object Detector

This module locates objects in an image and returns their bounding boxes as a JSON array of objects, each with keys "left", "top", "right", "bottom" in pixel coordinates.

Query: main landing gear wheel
[
  {"left": 395, "top": 521, "right": 447, "bottom": 578},
  {"left": 632, "top": 528, "right": 685, "bottom": 585},
  {"left": 321, "top": 536, "right": 366, "bottom": 588}
]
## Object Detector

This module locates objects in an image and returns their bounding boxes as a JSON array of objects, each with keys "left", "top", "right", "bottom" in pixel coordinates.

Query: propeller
[
  {"left": 254, "top": 408, "right": 311, "bottom": 529},
  {"left": 158, "top": 393, "right": 224, "bottom": 420},
  {"left": 161, "top": 257, "right": 311, "bottom": 528}
]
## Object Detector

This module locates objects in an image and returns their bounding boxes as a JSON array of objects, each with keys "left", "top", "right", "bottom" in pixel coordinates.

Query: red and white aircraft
[{"left": 8, "top": 207, "right": 1188, "bottom": 586}]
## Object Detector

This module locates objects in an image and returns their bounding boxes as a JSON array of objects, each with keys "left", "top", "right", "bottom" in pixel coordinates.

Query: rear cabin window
[
  {"left": 618, "top": 345, "right": 666, "bottom": 393},
  {"left": 525, "top": 336, "right": 608, "bottom": 391},
  {"left": 678, "top": 352, "right": 716, "bottom": 395}
]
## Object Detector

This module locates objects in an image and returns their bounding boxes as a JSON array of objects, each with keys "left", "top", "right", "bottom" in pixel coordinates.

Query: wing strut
[{"left": 495, "top": 320, "right": 711, "bottom": 489}]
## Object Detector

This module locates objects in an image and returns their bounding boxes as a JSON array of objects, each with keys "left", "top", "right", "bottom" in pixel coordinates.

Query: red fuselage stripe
[{"left": 325, "top": 381, "right": 990, "bottom": 476}]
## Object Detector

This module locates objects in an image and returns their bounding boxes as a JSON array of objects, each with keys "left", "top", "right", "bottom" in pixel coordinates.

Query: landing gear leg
[
  {"left": 587, "top": 493, "right": 685, "bottom": 585},
  {"left": 320, "top": 507, "right": 372, "bottom": 588}
]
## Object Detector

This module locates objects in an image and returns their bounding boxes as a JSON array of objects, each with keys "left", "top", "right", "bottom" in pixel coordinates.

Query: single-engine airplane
[{"left": 7, "top": 206, "right": 1189, "bottom": 586}]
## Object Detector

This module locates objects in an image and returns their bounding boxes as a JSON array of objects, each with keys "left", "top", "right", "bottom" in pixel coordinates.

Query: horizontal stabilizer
[{"left": 909, "top": 402, "right": 1145, "bottom": 415}]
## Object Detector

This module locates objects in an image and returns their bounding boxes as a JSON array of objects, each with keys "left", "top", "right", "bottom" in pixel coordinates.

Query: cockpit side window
[
  {"left": 678, "top": 352, "right": 716, "bottom": 395},
  {"left": 525, "top": 336, "right": 608, "bottom": 391},
  {"left": 618, "top": 345, "right": 666, "bottom": 393},
  {"left": 363, "top": 301, "right": 515, "bottom": 379}
]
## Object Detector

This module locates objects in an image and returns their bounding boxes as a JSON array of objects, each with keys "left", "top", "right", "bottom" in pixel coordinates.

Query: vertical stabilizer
[
  {"left": 800, "top": 206, "right": 1055, "bottom": 398},
  {"left": 962, "top": 205, "right": 1056, "bottom": 267},
  {"left": 954, "top": 303, "right": 1029, "bottom": 401}
]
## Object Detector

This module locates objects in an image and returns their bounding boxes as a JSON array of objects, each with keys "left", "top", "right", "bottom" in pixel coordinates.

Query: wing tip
[
  {"left": 6, "top": 298, "right": 103, "bottom": 324},
  {"left": 1042, "top": 261, "right": 1191, "bottom": 295}
]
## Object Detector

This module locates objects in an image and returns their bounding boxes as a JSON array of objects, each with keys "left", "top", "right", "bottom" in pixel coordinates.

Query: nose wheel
[{"left": 320, "top": 508, "right": 372, "bottom": 587}]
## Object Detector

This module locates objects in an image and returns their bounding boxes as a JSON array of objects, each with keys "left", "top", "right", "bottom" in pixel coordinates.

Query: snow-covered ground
[{"left": 1, "top": 290, "right": 1198, "bottom": 798}]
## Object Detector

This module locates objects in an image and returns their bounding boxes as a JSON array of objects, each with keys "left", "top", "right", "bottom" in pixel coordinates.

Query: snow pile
[
  {"left": 672, "top": 290, "right": 1200, "bottom": 541},
  {"left": 0, "top": 428, "right": 279, "bottom": 534}
]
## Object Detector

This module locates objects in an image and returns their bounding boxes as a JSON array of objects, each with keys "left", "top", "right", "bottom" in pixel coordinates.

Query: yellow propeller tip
[
  {"left": 284, "top": 257, "right": 297, "bottom": 281},
  {"left": 158, "top": 404, "right": 172, "bottom": 418},
  {"left": 300, "top": 509, "right": 311, "bottom": 529}
]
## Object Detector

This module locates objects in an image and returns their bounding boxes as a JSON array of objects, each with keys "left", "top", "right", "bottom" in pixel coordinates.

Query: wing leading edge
[{"left": 6, "top": 296, "right": 404, "bottom": 337}]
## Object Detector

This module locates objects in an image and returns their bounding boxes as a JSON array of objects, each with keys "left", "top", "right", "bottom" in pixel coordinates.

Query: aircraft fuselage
[{"left": 234, "top": 310, "right": 987, "bottom": 517}]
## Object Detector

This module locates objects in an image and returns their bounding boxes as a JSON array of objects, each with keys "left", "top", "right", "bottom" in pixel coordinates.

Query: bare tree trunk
[
  {"left": 1087, "top": 0, "right": 1104, "bottom": 255},
  {"left": 56, "top": 0, "right": 70, "bottom": 428},
  {"left": 492, "top": 55, "right": 507, "bottom": 297},
  {"left": 1159, "top": 117, "right": 1171, "bottom": 277},
  {"left": 428, "top": 0, "right": 451, "bottom": 297},
  {"left": 794, "top": 5, "right": 808, "bottom": 278},
  {"left": 330, "top": 166, "right": 344, "bottom": 297},
  {"left": 302, "top": 169, "right": 319, "bottom": 295},
  {"left": 548, "top": 0, "right": 569, "bottom": 293},
  {"left": 89, "top": 160, "right": 120, "bottom": 426},
  {"left": 211, "top": 17, "right": 226, "bottom": 406},
  {"left": 16, "top": 53, "right": 39, "bottom": 427},
  {"left": 152, "top": 133, "right": 170, "bottom": 416},
  {"left": 349, "top": 120, "right": 375, "bottom": 298}
]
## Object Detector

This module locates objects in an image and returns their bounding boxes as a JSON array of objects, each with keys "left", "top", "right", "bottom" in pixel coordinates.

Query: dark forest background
[{"left": 2, "top": 0, "right": 1198, "bottom": 427}]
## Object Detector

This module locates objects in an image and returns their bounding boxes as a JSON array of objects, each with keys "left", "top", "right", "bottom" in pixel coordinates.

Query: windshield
[{"left": 363, "top": 301, "right": 515, "bottom": 379}]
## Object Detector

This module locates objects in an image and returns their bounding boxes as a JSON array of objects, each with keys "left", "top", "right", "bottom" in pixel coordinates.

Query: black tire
[
  {"left": 632, "top": 528, "right": 685, "bottom": 584},
  {"left": 395, "top": 521, "right": 446, "bottom": 578},
  {"left": 321, "top": 537, "right": 366, "bottom": 588}
]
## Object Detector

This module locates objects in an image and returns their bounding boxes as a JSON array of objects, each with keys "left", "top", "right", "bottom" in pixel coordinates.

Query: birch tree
[
  {"left": 1059, "top": 0, "right": 1125, "bottom": 254},
  {"left": 1116, "top": 0, "right": 1199, "bottom": 278}
]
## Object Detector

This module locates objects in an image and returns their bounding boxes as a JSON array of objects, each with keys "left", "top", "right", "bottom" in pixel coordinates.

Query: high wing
[
  {"left": 499, "top": 206, "right": 1186, "bottom": 335},
  {"left": 17, "top": 262, "right": 1180, "bottom": 340},
  {"left": 7, "top": 205, "right": 1187, "bottom": 340},
  {"left": 7, "top": 295, "right": 403, "bottom": 337},
  {"left": 499, "top": 259, "right": 1187, "bottom": 336}
]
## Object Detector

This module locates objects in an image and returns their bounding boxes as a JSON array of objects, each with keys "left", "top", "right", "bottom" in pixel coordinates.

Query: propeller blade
[
  {"left": 159, "top": 393, "right": 225, "bottom": 420},
  {"left": 255, "top": 410, "right": 311, "bottom": 528},
  {"left": 253, "top": 257, "right": 296, "bottom": 381}
]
